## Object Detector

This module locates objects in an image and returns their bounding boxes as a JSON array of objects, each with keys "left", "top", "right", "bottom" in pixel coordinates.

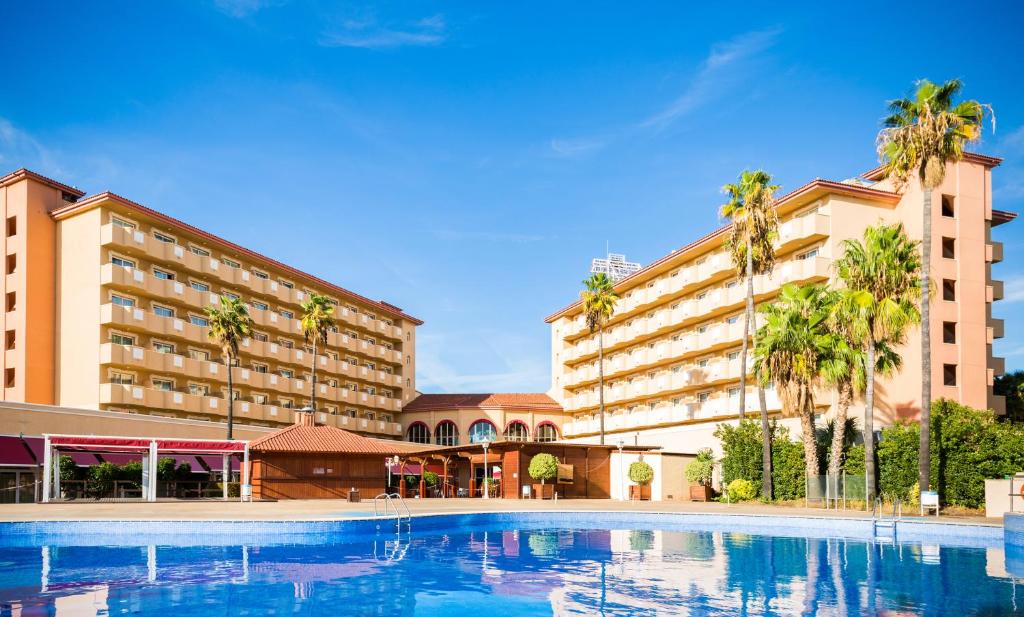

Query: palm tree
[
  {"left": 819, "top": 298, "right": 902, "bottom": 478},
  {"left": 753, "top": 283, "right": 832, "bottom": 480},
  {"left": 580, "top": 272, "right": 619, "bottom": 445},
  {"left": 300, "top": 293, "right": 336, "bottom": 412},
  {"left": 877, "top": 78, "right": 993, "bottom": 492},
  {"left": 721, "top": 169, "right": 780, "bottom": 499},
  {"left": 833, "top": 223, "right": 922, "bottom": 501},
  {"left": 204, "top": 296, "right": 255, "bottom": 440}
]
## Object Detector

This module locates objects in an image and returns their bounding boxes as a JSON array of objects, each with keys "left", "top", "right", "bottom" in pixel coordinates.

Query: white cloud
[
  {"left": 431, "top": 229, "right": 550, "bottom": 243},
  {"left": 414, "top": 331, "right": 550, "bottom": 393},
  {"left": 0, "top": 117, "right": 58, "bottom": 173},
  {"left": 1002, "top": 126, "right": 1024, "bottom": 153},
  {"left": 213, "top": 0, "right": 282, "bottom": 18},
  {"left": 639, "top": 28, "right": 781, "bottom": 131},
  {"left": 548, "top": 137, "right": 607, "bottom": 158},
  {"left": 319, "top": 14, "right": 447, "bottom": 49},
  {"left": 1001, "top": 276, "right": 1024, "bottom": 304}
]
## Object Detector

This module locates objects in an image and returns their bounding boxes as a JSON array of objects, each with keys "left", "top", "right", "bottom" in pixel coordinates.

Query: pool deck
[{"left": 0, "top": 498, "right": 1001, "bottom": 526}]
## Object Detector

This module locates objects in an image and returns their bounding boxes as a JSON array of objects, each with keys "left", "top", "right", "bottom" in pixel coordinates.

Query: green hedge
[{"left": 714, "top": 420, "right": 805, "bottom": 500}]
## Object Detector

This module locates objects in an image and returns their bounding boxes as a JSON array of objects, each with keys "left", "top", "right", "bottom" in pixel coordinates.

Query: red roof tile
[
  {"left": 403, "top": 393, "right": 562, "bottom": 412},
  {"left": 250, "top": 423, "right": 427, "bottom": 455}
]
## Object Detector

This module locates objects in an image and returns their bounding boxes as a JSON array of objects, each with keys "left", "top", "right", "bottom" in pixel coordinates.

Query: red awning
[
  {"left": 198, "top": 455, "right": 241, "bottom": 473},
  {"left": 46, "top": 435, "right": 247, "bottom": 454},
  {"left": 0, "top": 436, "right": 37, "bottom": 467}
]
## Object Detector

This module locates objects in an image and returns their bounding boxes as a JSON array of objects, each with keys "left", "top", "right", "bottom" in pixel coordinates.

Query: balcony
[
  {"left": 775, "top": 214, "right": 830, "bottom": 252},
  {"left": 988, "top": 241, "right": 1004, "bottom": 264},
  {"left": 989, "top": 280, "right": 1005, "bottom": 302}
]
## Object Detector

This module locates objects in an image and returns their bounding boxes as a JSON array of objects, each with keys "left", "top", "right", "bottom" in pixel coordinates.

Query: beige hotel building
[
  {"left": 546, "top": 154, "right": 1013, "bottom": 453},
  {"left": 0, "top": 168, "right": 420, "bottom": 440}
]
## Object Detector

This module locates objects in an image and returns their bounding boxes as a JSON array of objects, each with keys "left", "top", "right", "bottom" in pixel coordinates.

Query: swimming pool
[{"left": 0, "top": 512, "right": 1015, "bottom": 615}]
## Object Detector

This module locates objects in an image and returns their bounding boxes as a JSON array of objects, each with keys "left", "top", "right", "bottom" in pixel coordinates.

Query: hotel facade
[
  {"left": 546, "top": 154, "right": 1013, "bottom": 454},
  {"left": 0, "top": 169, "right": 421, "bottom": 440}
]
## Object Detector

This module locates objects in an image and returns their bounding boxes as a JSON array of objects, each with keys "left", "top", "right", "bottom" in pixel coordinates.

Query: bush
[
  {"left": 843, "top": 444, "right": 865, "bottom": 475},
  {"left": 726, "top": 479, "right": 757, "bottom": 502},
  {"left": 528, "top": 453, "right": 558, "bottom": 483},
  {"left": 86, "top": 462, "right": 120, "bottom": 498},
  {"left": 59, "top": 456, "right": 78, "bottom": 482},
  {"left": 685, "top": 449, "right": 715, "bottom": 485},
  {"left": 157, "top": 458, "right": 178, "bottom": 482},
  {"left": 877, "top": 422, "right": 919, "bottom": 502},
  {"left": 404, "top": 475, "right": 418, "bottom": 487},
  {"left": 423, "top": 471, "right": 440, "bottom": 487},
  {"left": 629, "top": 460, "right": 654, "bottom": 485},
  {"left": 716, "top": 420, "right": 805, "bottom": 500},
  {"left": 770, "top": 437, "right": 805, "bottom": 501}
]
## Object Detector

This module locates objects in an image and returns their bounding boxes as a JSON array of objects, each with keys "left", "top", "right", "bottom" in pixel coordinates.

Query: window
[
  {"left": 280, "top": 399, "right": 294, "bottom": 409},
  {"left": 726, "top": 280, "right": 738, "bottom": 288},
  {"left": 346, "top": 408, "right": 358, "bottom": 418},
  {"left": 189, "top": 314, "right": 209, "bottom": 327},
  {"left": 253, "top": 363, "right": 268, "bottom": 373},
  {"left": 535, "top": 423, "right": 557, "bottom": 443},
  {"left": 222, "top": 257, "right": 241, "bottom": 269},
  {"left": 253, "top": 332, "right": 268, "bottom": 342},
  {"left": 941, "top": 195, "right": 955, "bottom": 218},
  {"left": 189, "top": 383, "right": 209, "bottom": 396},
  {"left": 365, "top": 412, "right": 376, "bottom": 421},
  {"left": 280, "top": 309, "right": 294, "bottom": 319},
  {"left": 111, "top": 256, "right": 135, "bottom": 269},
  {"left": 153, "top": 305, "right": 174, "bottom": 318},
  {"left": 797, "top": 248, "right": 819, "bottom": 260},
  {"left": 4, "top": 330, "right": 14, "bottom": 351},
  {"left": 279, "top": 339, "right": 293, "bottom": 349},
  {"left": 222, "top": 291, "right": 240, "bottom": 301},
  {"left": 698, "top": 391, "right": 711, "bottom": 404},
  {"left": 280, "top": 369, "right": 293, "bottom": 378},
  {"left": 943, "top": 322, "right": 956, "bottom": 344},
  {"left": 942, "top": 237, "right": 955, "bottom": 259},
  {"left": 5, "top": 292, "right": 13, "bottom": 312},
  {"left": 468, "top": 420, "right": 497, "bottom": 444},
  {"left": 153, "top": 341, "right": 175, "bottom": 354},
  {"left": 111, "top": 371, "right": 134, "bottom": 385},
  {"left": 696, "top": 292, "right": 707, "bottom": 301},
  {"left": 190, "top": 246, "right": 210, "bottom": 257},
  {"left": 111, "top": 333, "right": 135, "bottom": 346},
  {"left": 381, "top": 414, "right": 392, "bottom": 422},
  {"left": 190, "top": 281, "right": 210, "bottom": 292},
  {"left": 943, "top": 364, "right": 957, "bottom": 387},
  {"left": 4, "top": 254, "right": 14, "bottom": 275},
  {"left": 697, "top": 325, "right": 708, "bottom": 334},
  {"left": 435, "top": 421, "right": 458, "bottom": 446},
  {"left": 111, "top": 294, "right": 135, "bottom": 308},
  {"left": 727, "top": 351, "right": 740, "bottom": 361},
  {"left": 4, "top": 217, "right": 14, "bottom": 237},
  {"left": 253, "top": 393, "right": 268, "bottom": 405},
  {"left": 189, "top": 349, "right": 210, "bottom": 361},
  {"left": 726, "top": 315, "right": 739, "bottom": 324},
  {"left": 111, "top": 217, "right": 135, "bottom": 230},
  {"left": 698, "top": 358, "right": 709, "bottom": 368},
  {"left": 504, "top": 421, "right": 529, "bottom": 442},
  {"left": 249, "top": 270, "right": 269, "bottom": 281},
  {"left": 153, "top": 231, "right": 176, "bottom": 244},
  {"left": 279, "top": 280, "right": 293, "bottom": 289},
  {"left": 251, "top": 301, "right": 268, "bottom": 311},
  {"left": 942, "top": 279, "right": 956, "bottom": 301},
  {"left": 153, "top": 268, "right": 175, "bottom": 281},
  {"left": 153, "top": 378, "right": 174, "bottom": 391},
  {"left": 407, "top": 423, "right": 431, "bottom": 444}
]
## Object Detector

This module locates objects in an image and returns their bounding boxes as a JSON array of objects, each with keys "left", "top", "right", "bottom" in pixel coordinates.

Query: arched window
[
  {"left": 435, "top": 420, "right": 458, "bottom": 446},
  {"left": 407, "top": 422, "right": 430, "bottom": 444},
  {"left": 535, "top": 423, "right": 558, "bottom": 443},
  {"left": 503, "top": 420, "right": 529, "bottom": 442},
  {"left": 468, "top": 420, "right": 497, "bottom": 444}
]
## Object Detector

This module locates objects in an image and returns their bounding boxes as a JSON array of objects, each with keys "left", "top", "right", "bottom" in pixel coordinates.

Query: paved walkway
[{"left": 0, "top": 498, "right": 1001, "bottom": 525}]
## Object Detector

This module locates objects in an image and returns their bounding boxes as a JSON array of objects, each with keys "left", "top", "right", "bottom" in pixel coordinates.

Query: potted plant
[
  {"left": 686, "top": 448, "right": 715, "bottom": 502},
  {"left": 628, "top": 460, "right": 654, "bottom": 501},
  {"left": 528, "top": 453, "right": 558, "bottom": 499},
  {"left": 404, "top": 474, "right": 419, "bottom": 497},
  {"left": 423, "top": 471, "right": 440, "bottom": 497}
]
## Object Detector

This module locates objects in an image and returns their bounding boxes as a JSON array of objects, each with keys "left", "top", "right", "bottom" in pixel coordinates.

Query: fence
[{"left": 806, "top": 474, "right": 867, "bottom": 510}]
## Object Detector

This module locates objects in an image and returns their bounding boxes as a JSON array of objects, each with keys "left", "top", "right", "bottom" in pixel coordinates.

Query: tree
[
  {"left": 753, "top": 283, "right": 832, "bottom": 481},
  {"left": 877, "top": 78, "right": 994, "bottom": 492},
  {"left": 629, "top": 460, "right": 654, "bottom": 486},
  {"left": 204, "top": 295, "right": 255, "bottom": 440},
  {"left": 580, "top": 272, "right": 619, "bottom": 445},
  {"left": 300, "top": 293, "right": 336, "bottom": 412},
  {"left": 720, "top": 169, "right": 780, "bottom": 499},
  {"left": 995, "top": 370, "right": 1024, "bottom": 423},
  {"left": 832, "top": 223, "right": 922, "bottom": 501},
  {"left": 528, "top": 453, "right": 559, "bottom": 485},
  {"left": 820, "top": 291, "right": 902, "bottom": 477}
]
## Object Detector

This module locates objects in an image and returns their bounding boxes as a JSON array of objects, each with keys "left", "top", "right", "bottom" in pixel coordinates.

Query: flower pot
[
  {"left": 533, "top": 483, "right": 555, "bottom": 500},
  {"left": 689, "top": 483, "right": 712, "bottom": 502},
  {"left": 630, "top": 484, "right": 651, "bottom": 501}
]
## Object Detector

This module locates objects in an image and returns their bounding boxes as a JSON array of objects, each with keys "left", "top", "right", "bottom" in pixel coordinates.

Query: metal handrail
[{"left": 373, "top": 492, "right": 411, "bottom": 531}]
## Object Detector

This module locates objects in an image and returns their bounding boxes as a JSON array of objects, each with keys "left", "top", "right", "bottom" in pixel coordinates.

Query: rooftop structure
[{"left": 591, "top": 252, "right": 642, "bottom": 282}]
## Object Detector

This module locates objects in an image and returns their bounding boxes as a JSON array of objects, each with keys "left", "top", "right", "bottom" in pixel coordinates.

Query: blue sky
[{"left": 3, "top": 2, "right": 1024, "bottom": 393}]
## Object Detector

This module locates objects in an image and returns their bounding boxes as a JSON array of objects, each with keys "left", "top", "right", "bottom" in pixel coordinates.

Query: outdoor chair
[{"left": 921, "top": 490, "right": 939, "bottom": 516}]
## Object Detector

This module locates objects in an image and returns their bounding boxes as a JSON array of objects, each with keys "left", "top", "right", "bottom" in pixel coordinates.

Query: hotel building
[
  {"left": 400, "top": 393, "right": 564, "bottom": 446},
  {"left": 0, "top": 168, "right": 420, "bottom": 439},
  {"left": 546, "top": 154, "right": 1013, "bottom": 453}
]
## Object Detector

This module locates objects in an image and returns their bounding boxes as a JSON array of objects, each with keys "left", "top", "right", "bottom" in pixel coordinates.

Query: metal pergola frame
[{"left": 41, "top": 433, "right": 249, "bottom": 503}]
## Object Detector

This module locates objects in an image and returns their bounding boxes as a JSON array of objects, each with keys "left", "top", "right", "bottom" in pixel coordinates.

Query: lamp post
[
  {"left": 386, "top": 455, "right": 399, "bottom": 493},
  {"left": 482, "top": 440, "right": 490, "bottom": 500},
  {"left": 617, "top": 440, "right": 625, "bottom": 501}
]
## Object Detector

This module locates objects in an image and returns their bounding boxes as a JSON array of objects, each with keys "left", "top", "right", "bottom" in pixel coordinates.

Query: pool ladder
[
  {"left": 373, "top": 492, "right": 412, "bottom": 532},
  {"left": 872, "top": 498, "right": 901, "bottom": 541}
]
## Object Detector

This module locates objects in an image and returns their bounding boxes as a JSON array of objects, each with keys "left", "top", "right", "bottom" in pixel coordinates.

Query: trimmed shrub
[
  {"left": 685, "top": 448, "right": 715, "bottom": 485},
  {"left": 770, "top": 437, "right": 805, "bottom": 501},
  {"left": 843, "top": 444, "right": 865, "bottom": 475},
  {"left": 876, "top": 422, "right": 919, "bottom": 501},
  {"left": 726, "top": 479, "right": 757, "bottom": 502},
  {"left": 528, "top": 453, "right": 558, "bottom": 484},
  {"left": 716, "top": 420, "right": 805, "bottom": 500},
  {"left": 629, "top": 460, "right": 654, "bottom": 485},
  {"left": 423, "top": 471, "right": 440, "bottom": 487},
  {"left": 59, "top": 456, "right": 78, "bottom": 482}
]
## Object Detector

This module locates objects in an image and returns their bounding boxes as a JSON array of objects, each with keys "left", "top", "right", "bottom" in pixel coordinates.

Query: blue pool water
[{"left": 0, "top": 513, "right": 1019, "bottom": 615}]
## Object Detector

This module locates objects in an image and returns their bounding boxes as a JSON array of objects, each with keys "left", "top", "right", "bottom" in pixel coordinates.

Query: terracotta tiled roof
[
  {"left": 250, "top": 423, "right": 428, "bottom": 454},
  {"left": 402, "top": 393, "right": 562, "bottom": 412}
]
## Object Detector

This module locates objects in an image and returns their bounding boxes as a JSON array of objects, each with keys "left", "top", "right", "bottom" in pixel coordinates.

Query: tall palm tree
[
  {"left": 721, "top": 169, "right": 780, "bottom": 499},
  {"left": 204, "top": 296, "right": 255, "bottom": 440},
  {"left": 753, "top": 283, "right": 831, "bottom": 480},
  {"left": 833, "top": 223, "right": 922, "bottom": 501},
  {"left": 877, "top": 78, "right": 994, "bottom": 492},
  {"left": 581, "top": 272, "right": 619, "bottom": 445},
  {"left": 301, "top": 293, "right": 335, "bottom": 412},
  {"left": 820, "top": 297, "right": 902, "bottom": 478}
]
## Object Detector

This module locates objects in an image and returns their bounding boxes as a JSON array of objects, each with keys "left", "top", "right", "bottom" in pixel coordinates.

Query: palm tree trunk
[
  {"left": 226, "top": 354, "right": 235, "bottom": 441},
  {"left": 310, "top": 338, "right": 318, "bottom": 412},
  {"left": 865, "top": 336, "right": 877, "bottom": 503},
  {"left": 750, "top": 293, "right": 773, "bottom": 500},
  {"left": 799, "top": 384, "right": 820, "bottom": 480},
  {"left": 739, "top": 246, "right": 755, "bottom": 420},
  {"left": 828, "top": 383, "right": 852, "bottom": 478},
  {"left": 598, "top": 325, "right": 605, "bottom": 446},
  {"left": 919, "top": 187, "right": 932, "bottom": 493}
]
